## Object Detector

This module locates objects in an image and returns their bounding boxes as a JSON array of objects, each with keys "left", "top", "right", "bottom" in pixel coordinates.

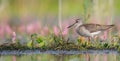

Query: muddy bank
[{"left": 0, "top": 50, "right": 118, "bottom": 55}]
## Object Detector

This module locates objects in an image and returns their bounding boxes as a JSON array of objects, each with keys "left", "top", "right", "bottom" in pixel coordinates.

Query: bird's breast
[{"left": 76, "top": 27, "right": 92, "bottom": 37}]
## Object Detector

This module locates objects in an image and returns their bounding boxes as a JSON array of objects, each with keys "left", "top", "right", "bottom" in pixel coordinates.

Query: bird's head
[{"left": 67, "top": 18, "right": 83, "bottom": 28}]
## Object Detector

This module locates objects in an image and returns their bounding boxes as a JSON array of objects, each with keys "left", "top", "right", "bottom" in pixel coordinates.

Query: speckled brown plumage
[{"left": 79, "top": 24, "right": 114, "bottom": 33}]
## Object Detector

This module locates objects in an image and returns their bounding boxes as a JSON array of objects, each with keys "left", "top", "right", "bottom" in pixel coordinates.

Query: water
[{"left": 0, "top": 50, "right": 119, "bottom": 61}]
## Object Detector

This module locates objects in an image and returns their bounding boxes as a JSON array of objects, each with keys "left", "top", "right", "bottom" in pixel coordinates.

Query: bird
[{"left": 67, "top": 18, "right": 115, "bottom": 42}]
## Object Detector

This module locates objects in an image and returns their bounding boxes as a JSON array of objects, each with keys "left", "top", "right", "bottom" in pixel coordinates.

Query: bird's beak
[
  {"left": 67, "top": 22, "right": 76, "bottom": 28},
  {"left": 67, "top": 18, "right": 80, "bottom": 28}
]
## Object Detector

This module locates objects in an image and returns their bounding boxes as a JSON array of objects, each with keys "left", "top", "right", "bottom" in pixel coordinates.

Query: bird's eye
[
  {"left": 76, "top": 20, "right": 78, "bottom": 23},
  {"left": 75, "top": 19, "right": 79, "bottom": 23}
]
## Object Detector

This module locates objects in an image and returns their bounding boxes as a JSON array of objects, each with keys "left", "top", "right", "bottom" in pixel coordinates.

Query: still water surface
[{"left": 0, "top": 50, "right": 119, "bottom": 61}]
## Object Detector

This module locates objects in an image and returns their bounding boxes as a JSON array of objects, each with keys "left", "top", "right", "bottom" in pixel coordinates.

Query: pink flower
[
  {"left": 61, "top": 20, "right": 69, "bottom": 36},
  {"left": 26, "top": 22, "right": 41, "bottom": 34},
  {"left": 93, "top": 54, "right": 99, "bottom": 61},
  {"left": 5, "top": 25, "right": 12, "bottom": 35},
  {"left": 34, "top": 22, "right": 41, "bottom": 33},
  {"left": 12, "top": 32, "right": 16, "bottom": 43},
  {"left": 40, "top": 30, "right": 44, "bottom": 35},
  {"left": 40, "top": 26, "right": 49, "bottom": 36},
  {"left": 103, "top": 54, "right": 107, "bottom": 61},
  {"left": 0, "top": 24, "right": 12, "bottom": 38},
  {"left": 12, "top": 56, "right": 16, "bottom": 61},
  {"left": 100, "top": 31, "right": 107, "bottom": 40},
  {"left": 18, "top": 25, "right": 25, "bottom": 33},
  {"left": 62, "top": 28, "right": 68, "bottom": 36},
  {"left": 53, "top": 26, "right": 59, "bottom": 36},
  {"left": 26, "top": 24, "right": 34, "bottom": 34}
]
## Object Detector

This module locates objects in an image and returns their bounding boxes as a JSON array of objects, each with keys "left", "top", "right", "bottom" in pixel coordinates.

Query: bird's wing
[
  {"left": 80, "top": 24, "right": 102, "bottom": 33},
  {"left": 80, "top": 24, "right": 114, "bottom": 33}
]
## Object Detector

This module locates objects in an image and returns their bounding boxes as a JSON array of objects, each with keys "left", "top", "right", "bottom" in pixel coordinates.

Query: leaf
[
  {"left": 38, "top": 42, "right": 45, "bottom": 47},
  {"left": 104, "top": 43, "right": 108, "bottom": 48},
  {"left": 36, "top": 37, "right": 43, "bottom": 43},
  {"left": 27, "top": 40, "right": 32, "bottom": 47},
  {"left": 31, "top": 33, "right": 37, "bottom": 38}
]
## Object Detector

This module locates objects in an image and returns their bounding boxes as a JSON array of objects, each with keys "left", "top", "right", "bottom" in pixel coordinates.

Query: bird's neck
[{"left": 75, "top": 23, "right": 82, "bottom": 29}]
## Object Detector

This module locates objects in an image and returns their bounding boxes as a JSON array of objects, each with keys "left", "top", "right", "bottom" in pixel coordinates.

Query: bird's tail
[
  {"left": 109, "top": 24, "right": 115, "bottom": 29},
  {"left": 100, "top": 24, "right": 115, "bottom": 31},
  {"left": 110, "top": 24, "right": 115, "bottom": 27}
]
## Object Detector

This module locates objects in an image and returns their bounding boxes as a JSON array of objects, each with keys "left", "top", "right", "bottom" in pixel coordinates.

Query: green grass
[{"left": 0, "top": 33, "right": 120, "bottom": 52}]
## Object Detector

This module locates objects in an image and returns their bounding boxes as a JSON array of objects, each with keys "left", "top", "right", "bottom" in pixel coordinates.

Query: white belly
[
  {"left": 76, "top": 27, "right": 101, "bottom": 37},
  {"left": 91, "top": 31, "right": 101, "bottom": 36}
]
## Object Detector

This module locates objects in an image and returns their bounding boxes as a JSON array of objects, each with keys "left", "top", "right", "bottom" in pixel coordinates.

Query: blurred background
[
  {"left": 0, "top": 0, "right": 120, "bottom": 42},
  {"left": 0, "top": 0, "right": 120, "bottom": 61}
]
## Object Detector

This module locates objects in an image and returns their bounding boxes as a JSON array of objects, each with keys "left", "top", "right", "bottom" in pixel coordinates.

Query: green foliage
[
  {"left": 36, "top": 37, "right": 43, "bottom": 43},
  {"left": 27, "top": 40, "right": 32, "bottom": 48},
  {"left": 1, "top": 33, "right": 120, "bottom": 51},
  {"left": 31, "top": 34, "right": 46, "bottom": 48},
  {"left": 103, "top": 43, "right": 109, "bottom": 48},
  {"left": 31, "top": 34, "right": 37, "bottom": 38}
]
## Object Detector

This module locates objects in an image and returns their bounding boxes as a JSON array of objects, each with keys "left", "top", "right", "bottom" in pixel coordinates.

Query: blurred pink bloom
[
  {"left": 12, "top": 56, "right": 16, "bottom": 61},
  {"left": 5, "top": 25, "right": 12, "bottom": 35},
  {"left": 62, "top": 28, "right": 68, "bottom": 36},
  {"left": 40, "top": 30, "right": 44, "bottom": 35},
  {"left": 26, "top": 24, "right": 34, "bottom": 34},
  {"left": 34, "top": 22, "right": 41, "bottom": 33},
  {"left": 43, "top": 26, "right": 49, "bottom": 33},
  {"left": 103, "top": 54, "right": 107, "bottom": 61},
  {"left": 26, "top": 22, "right": 41, "bottom": 34},
  {"left": 18, "top": 25, "right": 25, "bottom": 33},
  {"left": 40, "top": 26, "right": 49, "bottom": 36},
  {"left": 61, "top": 20, "right": 69, "bottom": 36},
  {"left": 0, "top": 24, "right": 12, "bottom": 38},
  {"left": 100, "top": 31, "right": 107, "bottom": 40},
  {"left": 94, "top": 55, "right": 99, "bottom": 61},
  {"left": 53, "top": 26, "right": 59, "bottom": 36},
  {"left": 12, "top": 32, "right": 16, "bottom": 43}
]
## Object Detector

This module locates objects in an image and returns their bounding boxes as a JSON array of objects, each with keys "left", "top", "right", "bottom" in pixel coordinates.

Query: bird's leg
[
  {"left": 88, "top": 37, "right": 91, "bottom": 42},
  {"left": 79, "top": 36, "right": 84, "bottom": 43},
  {"left": 94, "top": 36, "right": 98, "bottom": 44},
  {"left": 87, "top": 37, "right": 91, "bottom": 45}
]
